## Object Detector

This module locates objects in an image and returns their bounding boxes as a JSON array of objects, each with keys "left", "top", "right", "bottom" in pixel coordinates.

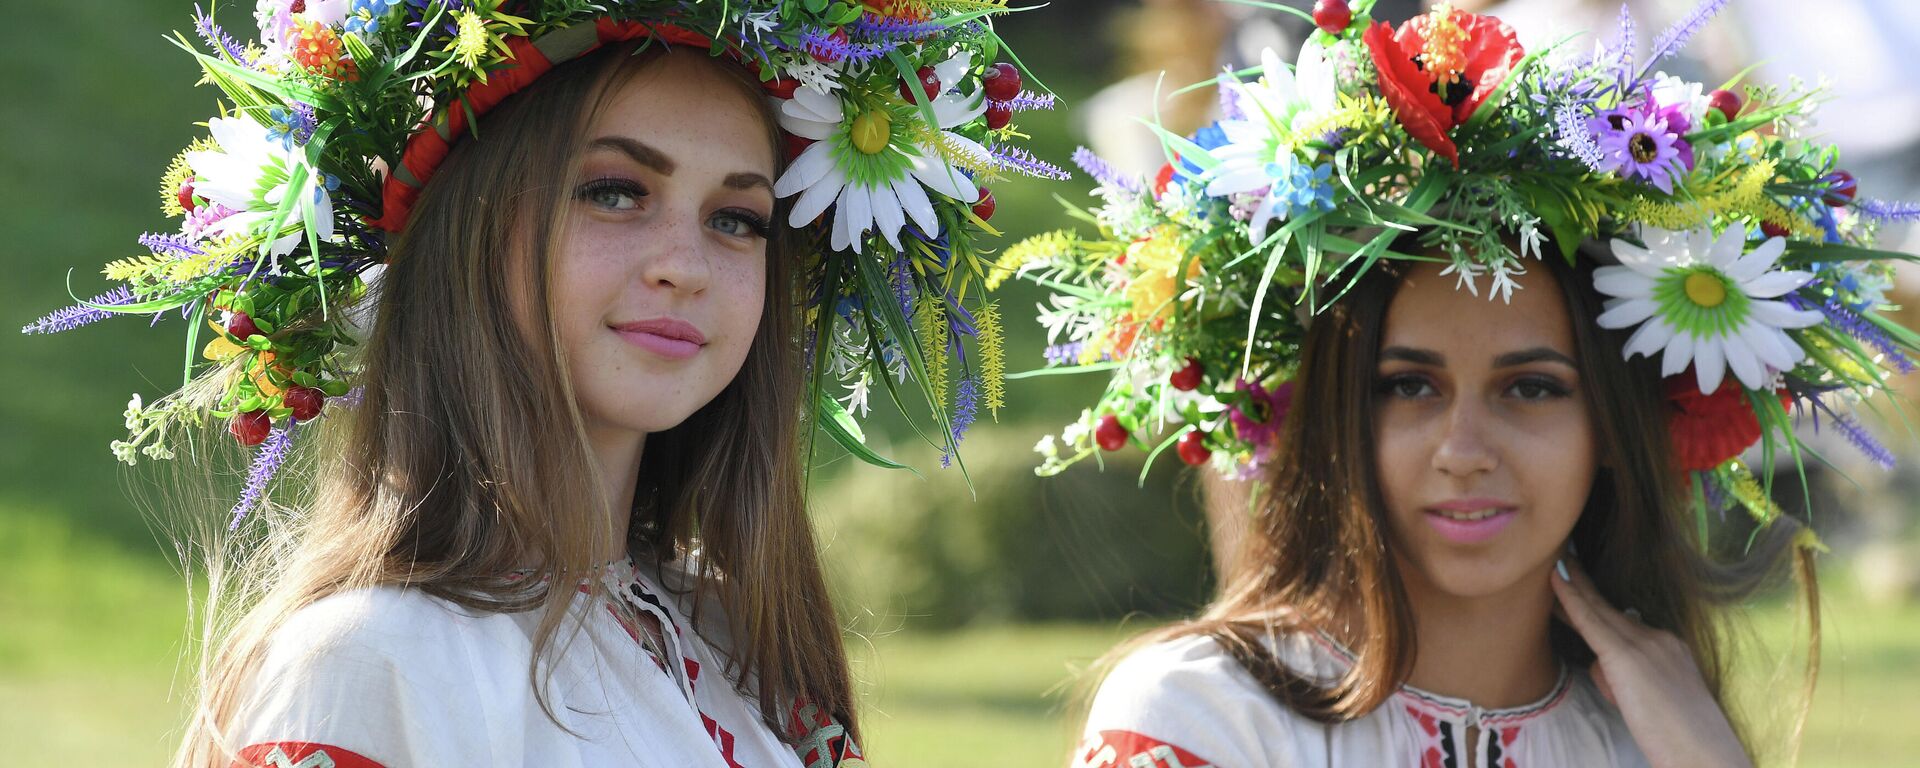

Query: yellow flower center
[
  {"left": 1684, "top": 272, "right": 1727, "bottom": 308},
  {"left": 851, "top": 110, "right": 892, "bottom": 155},
  {"left": 1419, "top": 4, "right": 1469, "bottom": 87}
]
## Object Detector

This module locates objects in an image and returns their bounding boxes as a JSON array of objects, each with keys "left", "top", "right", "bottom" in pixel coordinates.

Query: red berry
[
  {"left": 982, "top": 62, "right": 1021, "bottom": 101},
  {"left": 900, "top": 66, "right": 941, "bottom": 102},
  {"left": 177, "top": 179, "right": 197, "bottom": 213},
  {"left": 1095, "top": 415, "right": 1129, "bottom": 452},
  {"left": 985, "top": 103, "right": 1013, "bottom": 130},
  {"left": 971, "top": 187, "right": 997, "bottom": 221},
  {"left": 1312, "top": 0, "right": 1352, "bottom": 34},
  {"left": 1177, "top": 430, "right": 1213, "bottom": 466},
  {"left": 284, "top": 386, "right": 326, "bottom": 423},
  {"left": 1760, "top": 221, "right": 1791, "bottom": 239},
  {"left": 1707, "top": 89, "right": 1742, "bottom": 121},
  {"left": 1169, "top": 358, "right": 1203, "bottom": 391},
  {"left": 764, "top": 77, "right": 801, "bottom": 100},
  {"left": 1823, "top": 170, "right": 1857, "bottom": 206},
  {"left": 230, "top": 410, "right": 271, "bottom": 447},
  {"left": 226, "top": 311, "right": 262, "bottom": 341}
]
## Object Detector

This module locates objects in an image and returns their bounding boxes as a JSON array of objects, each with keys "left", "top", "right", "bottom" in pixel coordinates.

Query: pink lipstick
[
  {"left": 611, "top": 317, "right": 707, "bottom": 361},
  {"left": 1423, "top": 498, "right": 1517, "bottom": 545}
]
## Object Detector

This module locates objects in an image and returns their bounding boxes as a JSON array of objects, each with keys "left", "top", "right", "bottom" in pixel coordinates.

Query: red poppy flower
[
  {"left": 1362, "top": 7, "right": 1523, "bottom": 167},
  {"left": 1665, "top": 376, "right": 1790, "bottom": 471}
]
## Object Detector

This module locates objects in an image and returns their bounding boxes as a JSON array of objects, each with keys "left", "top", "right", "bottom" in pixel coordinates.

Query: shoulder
[
  {"left": 233, "top": 587, "right": 530, "bottom": 766},
  {"left": 1077, "top": 633, "right": 1314, "bottom": 768}
]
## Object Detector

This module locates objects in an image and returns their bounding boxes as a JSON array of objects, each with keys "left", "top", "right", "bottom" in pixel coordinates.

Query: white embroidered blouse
[
  {"left": 227, "top": 558, "right": 862, "bottom": 768},
  {"left": 1075, "top": 632, "right": 1649, "bottom": 768}
]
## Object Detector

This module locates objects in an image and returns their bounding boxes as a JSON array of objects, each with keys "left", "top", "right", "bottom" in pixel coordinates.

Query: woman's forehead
[{"left": 1381, "top": 261, "right": 1576, "bottom": 360}]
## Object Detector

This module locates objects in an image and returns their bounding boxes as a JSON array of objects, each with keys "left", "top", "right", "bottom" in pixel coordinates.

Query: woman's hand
[{"left": 1551, "top": 558, "right": 1753, "bottom": 768}]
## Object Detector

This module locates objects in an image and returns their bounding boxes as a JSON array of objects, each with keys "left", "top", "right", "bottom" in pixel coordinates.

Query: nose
[
  {"left": 637, "top": 210, "right": 712, "bottom": 295},
  {"left": 1431, "top": 398, "right": 1498, "bottom": 478}
]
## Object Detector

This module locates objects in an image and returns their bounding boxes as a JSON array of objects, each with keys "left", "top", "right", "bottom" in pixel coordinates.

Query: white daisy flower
[
  {"left": 186, "top": 117, "right": 336, "bottom": 260},
  {"left": 772, "top": 52, "right": 987, "bottom": 254},
  {"left": 1201, "top": 42, "right": 1339, "bottom": 241},
  {"left": 1593, "top": 227, "right": 1824, "bottom": 393}
]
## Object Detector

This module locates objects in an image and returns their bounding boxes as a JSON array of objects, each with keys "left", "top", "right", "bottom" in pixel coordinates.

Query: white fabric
[
  {"left": 1076, "top": 632, "right": 1649, "bottom": 768},
  {"left": 231, "top": 560, "right": 803, "bottom": 768}
]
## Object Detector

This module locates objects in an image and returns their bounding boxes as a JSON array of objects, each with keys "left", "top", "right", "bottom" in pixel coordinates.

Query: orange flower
[
  {"left": 291, "top": 19, "right": 346, "bottom": 78},
  {"left": 1362, "top": 5, "right": 1523, "bottom": 166}
]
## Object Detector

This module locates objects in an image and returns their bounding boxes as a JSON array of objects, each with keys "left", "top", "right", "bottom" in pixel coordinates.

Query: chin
[{"left": 1402, "top": 546, "right": 1546, "bottom": 600}]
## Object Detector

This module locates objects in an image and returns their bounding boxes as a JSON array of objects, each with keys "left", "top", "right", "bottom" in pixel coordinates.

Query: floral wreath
[
  {"left": 996, "top": 0, "right": 1920, "bottom": 542},
  {"left": 23, "top": 0, "right": 1066, "bottom": 526}
]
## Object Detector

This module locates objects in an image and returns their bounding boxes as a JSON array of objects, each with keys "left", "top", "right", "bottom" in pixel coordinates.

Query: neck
[
  {"left": 1397, "top": 558, "right": 1562, "bottom": 710},
  {"left": 587, "top": 425, "right": 646, "bottom": 564}
]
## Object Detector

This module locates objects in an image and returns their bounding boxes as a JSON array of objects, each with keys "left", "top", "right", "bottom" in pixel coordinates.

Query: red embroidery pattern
[
  {"left": 234, "top": 742, "right": 386, "bottom": 768},
  {"left": 1073, "top": 730, "right": 1216, "bottom": 768}
]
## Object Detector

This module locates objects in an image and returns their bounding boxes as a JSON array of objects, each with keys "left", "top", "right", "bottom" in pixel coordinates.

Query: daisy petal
[
  {"left": 1726, "top": 236, "right": 1785, "bottom": 282},
  {"left": 891, "top": 173, "right": 938, "bottom": 235},
  {"left": 1592, "top": 266, "right": 1656, "bottom": 301},
  {"left": 1705, "top": 227, "right": 1747, "bottom": 270},
  {"left": 869, "top": 183, "right": 906, "bottom": 251},
  {"left": 1661, "top": 331, "right": 1695, "bottom": 377},
  {"left": 1722, "top": 333, "right": 1763, "bottom": 389},
  {"left": 1694, "top": 336, "right": 1726, "bottom": 393},
  {"left": 788, "top": 165, "right": 846, "bottom": 228},
  {"left": 789, "top": 86, "right": 843, "bottom": 124},
  {"left": 773, "top": 141, "right": 837, "bottom": 198},
  {"left": 1739, "top": 270, "right": 1814, "bottom": 298},
  {"left": 1597, "top": 297, "right": 1658, "bottom": 329},
  {"left": 843, "top": 184, "right": 875, "bottom": 253},
  {"left": 909, "top": 153, "right": 978, "bottom": 202},
  {"left": 1748, "top": 299, "right": 1824, "bottom": 328}
]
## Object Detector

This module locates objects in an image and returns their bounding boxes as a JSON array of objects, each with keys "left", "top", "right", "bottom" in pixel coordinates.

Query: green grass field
[{"left": 5, "top": 503, "right": 1916, "bottom": 767}]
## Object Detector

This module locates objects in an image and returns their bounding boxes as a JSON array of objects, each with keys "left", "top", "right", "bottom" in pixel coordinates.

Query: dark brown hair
[
  {"left": 1119, "top": 252, "right": 1818, "bottom": 756},
  {"left": 177, "top": 45, "right": 856, "bottom": 766}
]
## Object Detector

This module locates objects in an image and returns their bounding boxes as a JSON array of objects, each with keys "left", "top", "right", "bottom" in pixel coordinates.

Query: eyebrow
[
  {"left": 1380, "top": 346, "right": 1577, "bottom": 368},
  {"left": 588, "top": 136, "right": 773, "bottom": 193}
]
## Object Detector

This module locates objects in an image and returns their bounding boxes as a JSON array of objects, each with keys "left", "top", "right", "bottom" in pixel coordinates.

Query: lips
[
  {"left": 1422, "top": 498, "right": 1517, "bottom": 545},
  {"left": 611, "top": 317, "right": 707, "bottom": 361}
]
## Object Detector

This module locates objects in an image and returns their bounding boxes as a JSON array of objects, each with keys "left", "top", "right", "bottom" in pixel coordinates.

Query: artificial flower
[
  {"left": 1362, "top": 3, "right": 1523, "bottom": 166},
  {"left": 773, "top": 52, "right": 987, "bottom": 253},
  {"left": 1592, "top": 102, "right": 1693, "bottom": 193},
  {"left": 1594, "top": 227, "right": 1823, "bottom": 393},
  {"left": 186, "top": 117, "right": 335, "bottom": 259},
  {"left": 1664, "top": 374, "right": 1785, "bottom": 471}
]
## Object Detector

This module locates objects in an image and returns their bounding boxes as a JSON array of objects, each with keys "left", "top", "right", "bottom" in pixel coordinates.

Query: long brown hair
[
  {"left": 1117, "top": 253, "right": 1818, "bottom": 755},
  {"left": 174, "top": 45, "right": 856, "bottom": 766}
]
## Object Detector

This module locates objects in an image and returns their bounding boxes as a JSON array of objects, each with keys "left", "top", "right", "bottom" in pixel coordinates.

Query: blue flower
[
  {"left": 1251, "top": 155, "right": 1336, "bottom": 234},
  {"left": 347, "top": 0, "right": 404, "bottom": 37}
]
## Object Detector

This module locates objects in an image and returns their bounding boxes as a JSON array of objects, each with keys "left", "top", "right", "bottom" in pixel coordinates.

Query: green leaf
[{"left": 817, "top": 392, "right": 913, "bottom": 472}]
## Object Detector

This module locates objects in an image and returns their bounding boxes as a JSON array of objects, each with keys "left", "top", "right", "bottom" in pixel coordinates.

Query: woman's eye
[
  {"left": 709, "top": 209, "right": 771, "bottom": 240},
  {"left": 1379, "top": 375, "right": 1436, "bottom": 399},
  {"left": 578, "top": 179, "right": 645, "bottom": 211},
  {"left": 1509, "top": 376, "right": 1570, "bottom": 401}
]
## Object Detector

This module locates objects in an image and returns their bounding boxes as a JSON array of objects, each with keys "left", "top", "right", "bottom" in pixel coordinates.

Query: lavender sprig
[
  {"left": 1553, "top": 104, "right": 1606, "bottom": 171},
  {"left": 1804, "top": 397, "right": 1896, "bottom": 469},
  {"left": 1044, "top": 341, "right": 1086, "bottom": 365},
  {"left": 797, "top": 28, "right": 897, "bottom": 65},
  {"left": 1598, "top": 3, "right": 1637, "bottom": 89},
  {"left": 1636, "top": 0, "right": 1728, "bottom": 83},
  {"left": 229, "top": 421, "right": 297, "bottom": 530},
  {"left": 941, "top": 377, "right": 980, "bottom": 467},
  {"left": 1858, "top": 198, "right": 1920, "bottom": 222},
  {"left": 993, "top": 91, "right": 1058, "bottom": 112},
  {"left": 21, "top": 287, "right": 135, "bottom": 335},
  {"left": 138, "top": 232, "right": 205, "bottom": 257},
  {"left": 850, "top": 13, "right": 946, "bottom": 42},
  {"left": 193, "top": 4, "right": 255, "bottom": 67},
  {"left": 1789, "top": 293, "right": 1916, "bottom": 373},
  {"left": 991, "top": 144, "right": 1070, "bottom": 180},
  {"left": 1072, "top": 147, "right": 1144, "bottom": 194}
]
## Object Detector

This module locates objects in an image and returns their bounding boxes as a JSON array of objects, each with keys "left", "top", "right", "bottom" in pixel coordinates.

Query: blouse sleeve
[
  {"left": 1072, "top": 635, "right": 1305, "bottom": 768},
  {"left": 225, "top": 588, "right": 497, "bottom": 768}
]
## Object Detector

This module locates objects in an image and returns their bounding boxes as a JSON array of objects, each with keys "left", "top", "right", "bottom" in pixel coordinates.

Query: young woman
[
  {"left": 21, "top": 3, "right": 1052, "bottom": 766},
  {"left": 1000, "top": 2, "right": 1917, "bottom": 766}
]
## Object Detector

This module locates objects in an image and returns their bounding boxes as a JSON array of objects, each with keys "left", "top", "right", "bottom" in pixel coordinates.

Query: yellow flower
[
  {"left": 1123, "top": 226, "right": 1200, "bottom": 323},
  {"left": 451, "top": 10, "right": 490, "bottom": 71}
]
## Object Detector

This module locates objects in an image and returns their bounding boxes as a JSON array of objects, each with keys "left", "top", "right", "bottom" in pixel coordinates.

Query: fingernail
[{"left": 1555, "top": 558, "right": 1570, "bottom": 582}]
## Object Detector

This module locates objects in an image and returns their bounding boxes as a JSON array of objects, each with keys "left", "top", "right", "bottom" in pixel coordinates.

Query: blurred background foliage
[{"left": 6, "top": 1, "right": 1920, "bottom": 766}]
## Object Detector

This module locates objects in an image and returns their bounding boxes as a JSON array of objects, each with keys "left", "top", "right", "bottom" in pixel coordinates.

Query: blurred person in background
[{"left": 995, "top": 1, "right": 1920, "bottom": 764}]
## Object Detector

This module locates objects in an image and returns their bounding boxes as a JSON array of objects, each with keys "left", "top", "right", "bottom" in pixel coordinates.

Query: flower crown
[
  {"left": 998, "top": 0, "right": 1919, "bottom": 539},
  {"left": 24, "top": 0, "right": 1063, "bottom": 525}
]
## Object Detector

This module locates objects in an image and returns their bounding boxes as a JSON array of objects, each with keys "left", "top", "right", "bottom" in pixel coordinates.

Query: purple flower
[
  {"left": 1043, "top": 341, "right": 1086, "bottom": 365},
  {"left": 1637, "top": 0, "right": 1729, "bottom": 83},
  {"left": 797, "top": 28, "right": 896, "bottom": 65},
  {"left": 138, "top": 232, "right": 204, "bottom": 257},
  {"left": 990, "top": 143, "right": 1070, "bottom": 180},
  {"left": 1071, "top": 147, "right": 1142, "bottom": 193},
  {"left": 1788, "top": 292, "right": 1916, "bottom": 373},
  {"left": 1856, "top": 197, "right": 1920, "bottom": 222},
  {"left": 941, "top": 377, "right": 980, "bottom": 467},
  {"left": 1554, "top": 104, "right": 1606, "bottom": 171},
  {"left": 1592, "top": 105, "right": 1691, "bottom": 193},
  {"left": 1229, "top": 380, "right": 1294, "bottom": 471},
  {"left": 992, "top": 91, "right": 1058, "bottom": 112},
  {"left": 228, "top": 420, "right": 297, "bottom": 529},
  {"left": 193, "top": 4, "right": 256, "bottom": 67},
  {"left": 850, "top": 13, "right": 946, "bottom": 42},
  {"left": 21, "top": 287, "right": 135, "bottom": 335}
]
